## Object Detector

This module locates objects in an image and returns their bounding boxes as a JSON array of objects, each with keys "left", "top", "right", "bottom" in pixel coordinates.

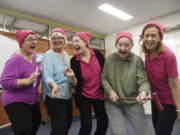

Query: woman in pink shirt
[
  {"left": 70, "top": 32, "right": 108, "bottom": 135},
  {"left": 141, "top": 21, "right": 180, "bottom": 135}
]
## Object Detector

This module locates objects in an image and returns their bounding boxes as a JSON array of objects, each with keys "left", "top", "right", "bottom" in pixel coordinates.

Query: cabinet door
[{"left": 0, "top": 92, "right": 10, "bottom": 127}]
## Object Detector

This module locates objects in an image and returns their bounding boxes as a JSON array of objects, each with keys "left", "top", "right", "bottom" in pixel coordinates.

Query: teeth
[
  {"left": 146, "top": 42, "right": 154, "bottom": 45},
  {"left": 75, "top": 46, "right": 80, "bottom": 50},
  {"left": 30, "top": 46, "right": 35, "bottom": 48},
  {"left": 56, "top": 41, "right": 61, "bottom": 45},
  {"left": 54, "top": 42, "right": 61, "bottom": 45}
]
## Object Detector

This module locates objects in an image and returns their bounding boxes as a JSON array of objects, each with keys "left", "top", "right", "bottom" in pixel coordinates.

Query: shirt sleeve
[
  {"left": 42, "top": 54, "right": 55, "bottom": 86},
  {"left": 101, "top": 57, "right": 113, "bottom": 94},
  {"left": 164, "top": 53, "right": 178, "bottom": 77},
  {"left": 0, "top": 58, "right": 19, "bottom": 90},
  {"left": 136, "top": 57, "right": 150, "bottom": 94}
]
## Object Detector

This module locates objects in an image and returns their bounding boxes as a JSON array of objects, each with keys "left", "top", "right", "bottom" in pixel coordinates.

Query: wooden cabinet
[{"left": 0, "top": 92, "right": 11, "bottom": 127}]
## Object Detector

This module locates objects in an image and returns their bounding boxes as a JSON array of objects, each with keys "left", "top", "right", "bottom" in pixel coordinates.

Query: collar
[
  {"left": 145, "top": 43, "right": 166, "bottom": 60},
  {"left": 76, "top": 48, "right": 94, "bottom": 61},
  {"left": 51, "top": 49, "right": 65, "bottom": 56},
  {"left": 145, "top": 51, "right": 164, "bottom": 61}
]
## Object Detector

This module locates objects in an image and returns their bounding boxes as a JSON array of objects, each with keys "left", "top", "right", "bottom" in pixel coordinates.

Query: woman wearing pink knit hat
[
  {"left": 70, "top": 31, "right": 108, "bottom": 135},
  {"left": 101, "top": 32, "right": 151, "bottom": 135},
  {"left": 141, "top": 21, "right": 180, "bottom": 135},
  {"left": 42, "top": 28, "right": 77, "bottom": 135},
  {"left": 0, "top": 29, "right": 42, "bottom": 135}
]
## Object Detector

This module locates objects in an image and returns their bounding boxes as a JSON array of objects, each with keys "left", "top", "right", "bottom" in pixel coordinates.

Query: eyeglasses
[
  {"left": 24, "top": 38, "right": 38, "bottom": 43},
  {"left": 51, "top": 37, "right": 63, "bottom": 41}
]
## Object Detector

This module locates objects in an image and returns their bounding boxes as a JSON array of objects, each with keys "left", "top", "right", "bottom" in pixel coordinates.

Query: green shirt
[{"left": 101, "top": 52, "right": 150, "bottom": 106}]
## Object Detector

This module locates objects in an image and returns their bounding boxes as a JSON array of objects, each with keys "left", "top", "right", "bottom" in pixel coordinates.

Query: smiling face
[
  {"left": 50, "top": 32, "right": 66, "bottom": 52},
  {"left": 72, "top": 36, "right": 88, "bottom": 54},
  {"left": 143, "top": 26, "right": 161, "bottom": 53},
  {"left": 116, "top": 37, "right": 132, "bottom": 60},
  {"left": 21, "top": 34, "right": 37, "bottom": 55}
]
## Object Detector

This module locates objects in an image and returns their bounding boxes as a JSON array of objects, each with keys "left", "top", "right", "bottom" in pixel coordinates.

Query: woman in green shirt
[{"left": 101, "top": 32, "right": 151, "bottom": 135}]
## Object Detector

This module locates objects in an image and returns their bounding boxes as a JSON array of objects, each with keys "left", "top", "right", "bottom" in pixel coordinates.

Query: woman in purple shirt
[
  {"left": 0, "top": 30, "right": 42, "bottom": 135},
  {"left": 141, "top": 21, "right": 180, "bottom": 135}
]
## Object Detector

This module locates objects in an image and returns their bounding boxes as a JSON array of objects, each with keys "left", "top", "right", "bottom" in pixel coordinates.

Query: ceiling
[{"left": 0, "top": 0, "right": 180, "bottom": 35}]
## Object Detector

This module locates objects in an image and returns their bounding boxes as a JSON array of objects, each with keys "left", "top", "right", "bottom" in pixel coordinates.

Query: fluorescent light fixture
[{"left": 98, "top": 3, "right": 133, "bottom": 21}]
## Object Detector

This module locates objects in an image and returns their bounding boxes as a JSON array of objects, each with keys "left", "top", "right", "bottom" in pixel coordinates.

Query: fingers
[
  {"left": 63, "top": 67, "right": 74, "bottom": 77},
  {"left": 109, "top": 90, "right": 118, "bottom": 102},
  {"left": 27, "top": 72, "right": 40, "bottom": 85},
  {"left": 63, "top": 67, "right": 68, "bottom": 73},
  {"left": 63, "top": 67, "right": 71, "bottom": 73},
  {"left": 31, "top": 72, "right": 40, "bottom": 79},
  {"left": 52, "top": 86, "right": 59, "bottom": 99},
  {"left": 177, "top": 112, "right": 180, "bottom": 121},
  {"left": 177, "top": 113, "right": 180, "bottom": 127},
  {"left": 137, "top": 91, "right": 147, "bottom": 104},
  {"left": 112, "top": 94, "right": 118, "bottom": 102}
]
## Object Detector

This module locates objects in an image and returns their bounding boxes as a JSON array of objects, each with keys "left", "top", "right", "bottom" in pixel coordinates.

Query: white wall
[
  {"left": 105, "top": 11, "right": 180, "bottom": 56},
  {"left": 0, "top": 35, "right": 19, "bottom": 76},
  {"left": 104, "top": 11, "right": 180, "bottom": 114}
]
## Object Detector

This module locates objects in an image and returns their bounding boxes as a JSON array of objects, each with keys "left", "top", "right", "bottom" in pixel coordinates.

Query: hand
[
  {"left": 177, "top": 112, "right": 180, "bottom": 127},
  {"left": 136, "top": 91, "right": 147, "bottom": 104},
  {"left": 63, "top": 67, "right": 75, "bottom": 77},
  {"left": 109, "top": 90, "right": 118, "bottom": 102},
  {"left": 52, "top": 84, "right": 59, "bottom": 99},
  {"left": 26, "top": 72, "right": 40, "bottom": 85}
]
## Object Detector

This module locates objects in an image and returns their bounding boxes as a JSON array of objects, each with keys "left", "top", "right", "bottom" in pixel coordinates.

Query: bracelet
[{"left": 176, "top": 109, "right": 180, "bottom": 112}]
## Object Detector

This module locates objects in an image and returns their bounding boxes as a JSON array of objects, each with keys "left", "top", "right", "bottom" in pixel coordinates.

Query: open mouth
[
  {"left": 74, "top": 46, "right": 80, "bottom": 51},
  {"left": 55, "top": 41, "right": 62, "bottom": 45},
  {"left": 30, "top": 45, "right": 36, "bottom": 49},
  {"left": 54, "top": 41, "right": 63, "bottom": 46},
  {"left": 146, "top": 41, "right": 154, "bottom": 46},
  {"left": 120, "top": 51, "right": 127, "bottom": 55}
]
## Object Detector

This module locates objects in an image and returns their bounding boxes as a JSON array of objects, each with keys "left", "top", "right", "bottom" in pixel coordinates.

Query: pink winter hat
[
  {"left": 141, "top": 21, "right": 165, "bottom": 40},
  {"left": 115, "top": 32, "right": 133, "bottom": 47},
  {"left": 51, "top": 28, "right": 66, "bottom": 36},
  {"left": 73, "top": 32, "right": 90, "bottom": 47},
  {"left": 16, "top": 30, "right": 36, "bottom": 47}
]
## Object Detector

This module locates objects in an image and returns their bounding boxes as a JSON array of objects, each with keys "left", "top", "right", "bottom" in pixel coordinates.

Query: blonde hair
[
  {"left": 50, "top": 32, "right": 67, "bottom": 48},
  {"left": 141, "top": 41, "right": 165, "bottom": 54}
]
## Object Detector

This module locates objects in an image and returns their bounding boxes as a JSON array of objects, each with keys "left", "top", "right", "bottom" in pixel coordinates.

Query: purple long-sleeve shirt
[{"left": 0, "top": 53, "right": 42, "bottom": 106}]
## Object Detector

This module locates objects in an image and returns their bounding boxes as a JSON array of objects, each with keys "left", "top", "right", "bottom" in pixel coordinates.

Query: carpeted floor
[{"left": 0, "top": 115, "right": 179, "bottom": 135}]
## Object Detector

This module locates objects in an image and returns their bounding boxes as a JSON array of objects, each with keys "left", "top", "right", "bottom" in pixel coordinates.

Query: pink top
[
  {"left": 76, "top": 49, "right": 104, "bottom": 99},
  {"left": 145, "top": 45, "right": 178, "bottom": 105}
]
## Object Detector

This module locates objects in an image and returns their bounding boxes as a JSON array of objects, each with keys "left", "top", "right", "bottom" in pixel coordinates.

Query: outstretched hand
[
  {"left": 63, "top": 67, "right": 75, "bottom": 77},
  {"left": 52, "top": 83, "right": 59, "bottom": 99}
]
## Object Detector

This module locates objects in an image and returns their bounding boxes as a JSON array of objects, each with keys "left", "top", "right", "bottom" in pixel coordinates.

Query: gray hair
[{"left": 117, "top": 37, "right": 133, "bottom": 48}]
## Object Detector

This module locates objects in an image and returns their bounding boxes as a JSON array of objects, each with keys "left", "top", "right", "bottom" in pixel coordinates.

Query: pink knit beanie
[
  {"left": 16, "top": 30, "right": 36, "bottom": 47},
  {"left": 115, "top": 32, "right": 133, "bottom": 47},
  {"left": 73, "top": 32, "right": 90, "bottom": 47},
  {"left": 51, "top": 28, "right": 66, "bottom": 36},
  {"left": 141, "top": 21, "right": 165, "bottom": 40}
]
